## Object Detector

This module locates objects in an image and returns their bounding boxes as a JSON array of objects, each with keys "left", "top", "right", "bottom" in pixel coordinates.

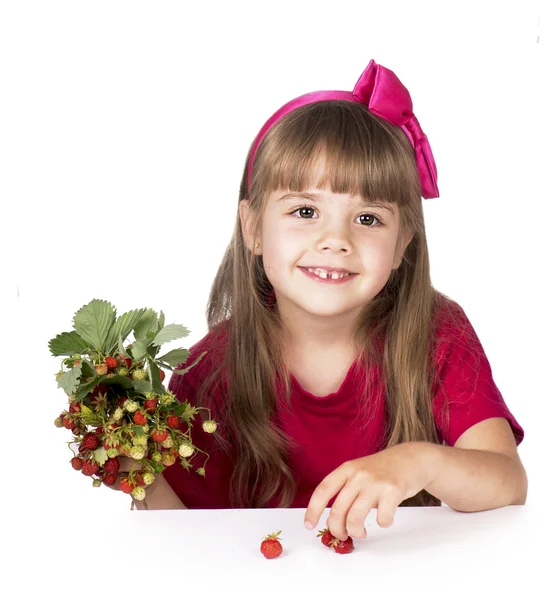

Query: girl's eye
[{"left": 288, "top": 206, "right": 383, "bottom": 227}]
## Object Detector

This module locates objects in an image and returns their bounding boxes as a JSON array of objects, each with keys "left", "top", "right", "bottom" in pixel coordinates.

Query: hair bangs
[{"left": 252, "top": 101, "right": 420, "bottom": 208}]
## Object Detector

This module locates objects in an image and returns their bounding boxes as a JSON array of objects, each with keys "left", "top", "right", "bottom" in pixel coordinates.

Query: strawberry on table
[{"left": 260, "top": 531, "right": 283, "bottom": 559}]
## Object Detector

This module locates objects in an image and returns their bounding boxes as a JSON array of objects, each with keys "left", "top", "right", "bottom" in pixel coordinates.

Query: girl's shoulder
[{"left": 430, "top": 293, "right": 485, "bottom": 363}]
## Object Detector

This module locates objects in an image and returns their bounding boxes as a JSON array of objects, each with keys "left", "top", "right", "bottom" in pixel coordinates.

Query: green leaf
[
  {"left": 131, "top": 340, "right": 148, "bottom": 360},
  {"left": 57, "top": 364, "right": 82, "bottom": 396},
  {"left": 104, "top": 308, "right": 147, "bottom": 355},
  {"left": 147, "top": 358, "right": 165, "bottom": 395},
  {"left": 157, "top": 348, "right": 190, "bottom": 367},
  {"left": 133, "top": 426, "right": 144, "bottom": 435},
  {"left": 118, "top": 334, "right": 128, "bottom": 358},
  {"left": 132, "top": 379, "right": 151, "bottom": 394},
  {"left": 74, "top": 378, "right": 98, "bottom": 402},
  {"left": 174, "top": 403, "right": 187, "bottom": 417},
  {"left": 133, "top": 309, "right": 159, "bottom": 341},
  {"left": 72, "top": 299, "right": 116, "bottom": 353},
  {"left": 151, "top": 324, "right": 190, "bottom": 347},
  {"left": 172, "top": 351, "right": 207, "bottom": 375},
  {"left": 48, "top": 331, "right": 90, "bottom": 357},
  {"left": 93, "top": 447, "right": 108, "bottom": 466},
  {"left": 158, "top": 310, "right": 165, "bottom": 331},
  {"left": 100, "top": 374, "right": 135, "bottom": 390}
]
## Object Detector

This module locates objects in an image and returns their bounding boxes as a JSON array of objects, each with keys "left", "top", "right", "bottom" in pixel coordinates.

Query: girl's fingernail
[{"left": 305, "top": 521, "right": 313, "bottom": 529}]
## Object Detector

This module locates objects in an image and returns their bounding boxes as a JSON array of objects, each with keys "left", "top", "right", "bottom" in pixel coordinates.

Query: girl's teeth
[{"left": 307, "top": 268, "right": 349, "bottom": 279}]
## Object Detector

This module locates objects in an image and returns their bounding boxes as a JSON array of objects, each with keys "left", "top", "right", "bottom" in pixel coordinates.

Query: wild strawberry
[
  {"left": 161, "top": 452, "right": 176, "bottom": 467},
  {"left": 133, "top": 411, "right": 148, "bottom": 426},
  {"left": 152, "top": 451, "right": 162, "bottom": 463},
  {"left": 104, "top": 457, "right": 120, "bottom": 474},
  {"left": 178, "top": 443, "right": 194, "bottom": 458},
  {"left": 131, "top": 487, "right": 146, "bottom": 501},
  {"left": 81, "top": 459, "right": 99, "bottom": 476},
  {"left": 161, "top": 436, "right": 174, "bottom": 449},
  {"left": 331, "top": 535, "right": 354, "bottom": 554},
  {"left": 159, "top": 369, "right": 165, "bottom": 382},
  {"left": 260, "top": 531, "right": 283, "bottom": 559},
  {"left": 119, "top": 477, "right": 135, "bottom": 494},
  {"left": 143, "top": 473, "right": 155, "bottom": 486},
  {"left": 82, "top": 432, "right": 100, "bottom": 450},
  {"left": 69, "top": 401, "right": 81, "bottom": 414},
  {"left": 202, "top": 420, "right": 217, "bottom": 433},
  {"left": 54, "top": 416, "right": 64, "bottom": 428},
  {"left": 134, "top": 473, "right": 145, "bottom": 486},
  {"left": 151, "top": 428, "right": 169, "bottom": 443},
  {"left": 317, "top": 528, "right": 334, "bottom": 547},
  {"left": 132, "top": 369, "right": 146, "bottom": 380},
  {"left": 113, "top": 407, "right": 124, "bottom": 421},
  {"left": 105, "top": 356, "right": 118, "bottom": 371},
  {"left": 95, "top": 363, "right": 108, "bottom": 376},
  {"left": 166, "top": 415, "right": 179, "bottom": 429},
  {"left": 71, "top": 457, "right": 83, "bottom": 470},
  {"left": 119, "top": 355, "right": 132, "bottom": 369},
  {"left": 130, "top": 446, "right": 146, "bottom": 461},
  {"left": 126, "top": 401, "right": 139, "bottom": 413},
  {"left": 103, "top": 473, "right": 118, "bottom": 486},
  {"left": 144, "top": 398, "right": 158, "bottom": 414},
  {"left": 117, "top": 396, "right": 127, "bottom": 407},
  {"left": 63, "top": 416, "right": 73, "bottom": 429}
]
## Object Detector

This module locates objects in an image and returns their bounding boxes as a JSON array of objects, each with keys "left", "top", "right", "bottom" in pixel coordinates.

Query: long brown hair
[{"left": 196, "top": 100, "right": 457, "bottom": 508}]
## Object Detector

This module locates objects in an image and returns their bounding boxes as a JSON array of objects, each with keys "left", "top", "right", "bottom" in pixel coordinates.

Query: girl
[{"left": 121, "top": 58, "right": 527, "bottom": 540}]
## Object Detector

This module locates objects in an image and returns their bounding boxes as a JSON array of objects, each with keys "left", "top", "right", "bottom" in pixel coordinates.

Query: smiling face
[{"left": 240, "top": 173, "right": 413, "bottom": 329}]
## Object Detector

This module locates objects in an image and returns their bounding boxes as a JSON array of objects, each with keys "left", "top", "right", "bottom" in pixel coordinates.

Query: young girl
[{"left": 120, "top": 58, "right": 527, "bottom": 540}]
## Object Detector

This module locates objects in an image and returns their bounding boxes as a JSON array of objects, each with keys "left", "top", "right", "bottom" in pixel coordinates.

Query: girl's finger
[
  {"left": 345, "top": 493, "right": 376, "bottom": 539},
  {"left": 376, "top": 487, "right": 402, "bottom": 528},
  {"left": 325, "top": 484, "right": 360, "bottom": 541}
]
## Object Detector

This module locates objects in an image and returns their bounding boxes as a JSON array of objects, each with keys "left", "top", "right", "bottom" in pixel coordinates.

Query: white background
[{"left": 2, "top": 0, "right": 555, "bottom": 520}]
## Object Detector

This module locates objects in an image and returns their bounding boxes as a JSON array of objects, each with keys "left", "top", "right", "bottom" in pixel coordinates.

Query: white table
[{"left": 11, "top": 505, "right": 552, "bottom": 599}]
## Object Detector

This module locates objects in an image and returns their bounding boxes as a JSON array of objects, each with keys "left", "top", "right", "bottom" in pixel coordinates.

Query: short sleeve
[{"left": 432, "top": 305, "right": 525, "bottom": 448}]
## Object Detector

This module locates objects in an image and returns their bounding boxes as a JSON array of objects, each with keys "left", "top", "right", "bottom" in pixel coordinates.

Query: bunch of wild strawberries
[{"left": 54, "top": 353, "right": 217, "bottom": 501}]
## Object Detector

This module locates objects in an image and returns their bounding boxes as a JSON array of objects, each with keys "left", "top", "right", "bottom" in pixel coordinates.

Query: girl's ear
[{"left": 239, "top": 199, "right": 261, "bottom": 254}]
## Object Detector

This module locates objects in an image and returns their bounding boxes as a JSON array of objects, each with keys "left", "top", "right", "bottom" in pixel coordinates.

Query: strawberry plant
[{"left": 49, "top": 299, "right": 218, "bottom": 497}]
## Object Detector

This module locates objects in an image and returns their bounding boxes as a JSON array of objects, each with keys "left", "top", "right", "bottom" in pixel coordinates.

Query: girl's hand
[
  {"left": 304, "top": 442, "right": 437, "bottom": 540},
  {"left": 104, "top": 456, "right": 159, "bottom": 505}
]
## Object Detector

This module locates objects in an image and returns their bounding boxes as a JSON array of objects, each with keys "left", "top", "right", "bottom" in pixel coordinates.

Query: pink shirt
[{"left": 163, "top": 301, "right": 524, "bottom": 509}]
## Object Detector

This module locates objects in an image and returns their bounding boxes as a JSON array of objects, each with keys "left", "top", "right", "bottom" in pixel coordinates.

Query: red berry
[
  {"left": 63, "top": 416, "right": 73, "bottom": 429},
  {"left": 159, "top": 369, "right": 165, "bottom": 382},
  {"left": 166, "top": 415, "right": 179, "bottom": 429},
  {"left": 82, "top": 433, "right": 100, "bottom": 450},
  {"left": 119, "top": 477, "right": 135, "bottom": 494},
  {"left": 103, "top": 473, "right": 118, "bottom": 486},
  {"left": 69, "top": 401, "right": 81, "bottom": 414},
  {"left": 81, "top": 459, "right": 99, "bottom": 476},
  {"left": 144, "top": 398, "right": 158, "bottom": 414},
  {"left": 151, "top": 428, "right": 169, "bottom": 443},
  {"left": 260, "top": 531, "right": 283, "bottom": 559},
  {"left": 317, "top": 528, "right": 334, "bottom": 547},
  {"left": 104, "top": 457, "right": 120, "bottom": 474},
  {"left": 117, "top": 396, "right": 127, "bottom": 407},
  {"left": 332, "top": 536, "right": 354, "bottom": 554},
  {"left": 105, "top": 356, "right": 118, "bottom": 371},
  {"left": 71, "top": 457, "right": 83, "bottom": 470},
  {"left": 133, "top": 411, "right": 148, "bottom": 426}
]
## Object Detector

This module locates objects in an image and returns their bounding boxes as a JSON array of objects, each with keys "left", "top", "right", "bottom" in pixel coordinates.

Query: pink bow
[
  {"left": 247, "top": 59, "right": 439, "bottom": 199},
  {"left": 352, "top": 60, "right": 439, "bottom": 199}
]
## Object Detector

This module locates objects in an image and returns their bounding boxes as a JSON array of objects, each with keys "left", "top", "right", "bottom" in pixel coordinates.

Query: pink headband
[{"left": 247, "top": 59, "right": 439, "bottom": 199}]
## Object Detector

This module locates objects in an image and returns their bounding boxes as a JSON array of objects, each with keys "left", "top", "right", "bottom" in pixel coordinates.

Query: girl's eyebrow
[{"left": 276, "top": 191, "right": 395, "bottom": 214}]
